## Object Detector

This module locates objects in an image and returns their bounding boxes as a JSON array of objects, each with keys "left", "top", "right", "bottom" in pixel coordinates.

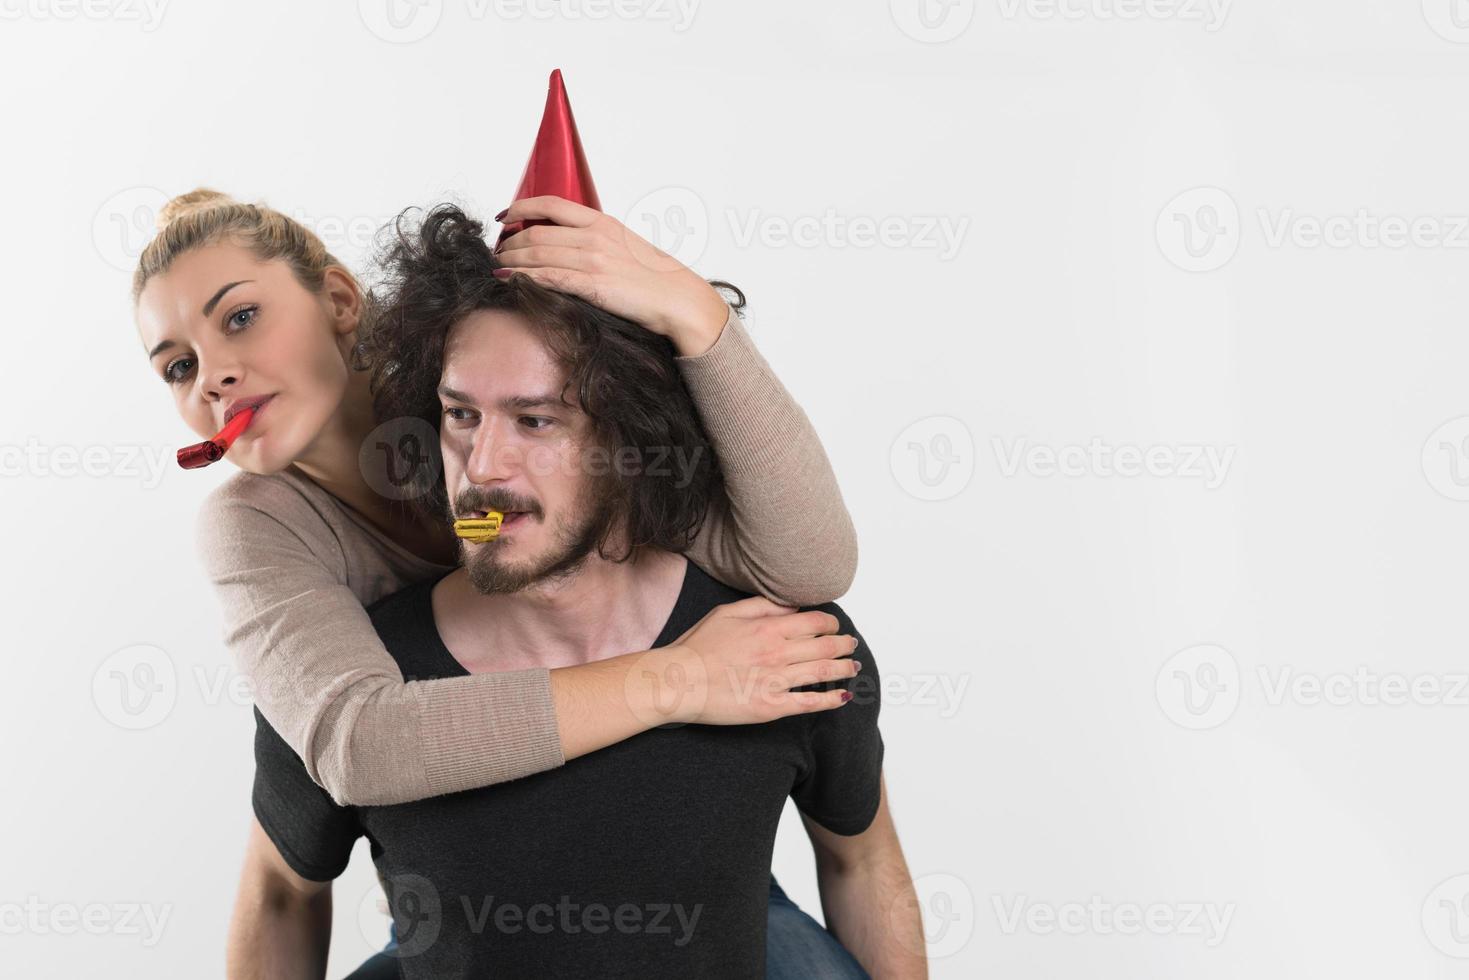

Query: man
[{"left": 234, "top": 205, "right": 925, "bottom": 978}]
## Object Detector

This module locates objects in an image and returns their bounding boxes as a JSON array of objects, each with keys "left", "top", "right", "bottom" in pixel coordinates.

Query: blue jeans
[
  {"left": 346, "top": 875, "right": 868, "bottom": 979},
  {"left": 765, "top": 875, "right": 870, "bottom": 979}
]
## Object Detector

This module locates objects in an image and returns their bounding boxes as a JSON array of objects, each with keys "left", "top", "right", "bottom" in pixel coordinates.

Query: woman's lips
[{"left": 224, "top": 394, "right": 275, "bottom": 426}]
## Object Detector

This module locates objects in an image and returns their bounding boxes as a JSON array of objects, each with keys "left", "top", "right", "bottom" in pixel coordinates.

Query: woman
[{"left": 134, "top": 189, "right": 869, "bottom": 977}]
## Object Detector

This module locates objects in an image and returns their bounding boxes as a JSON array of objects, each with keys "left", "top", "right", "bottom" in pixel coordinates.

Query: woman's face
[{"left": 135, "top": 241, "right": 359, "bottom": 475}]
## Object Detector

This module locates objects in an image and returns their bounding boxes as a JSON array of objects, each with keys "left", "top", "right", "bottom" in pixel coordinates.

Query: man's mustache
[{"left": 452, "top": 489, "right": 543, "bottom": 520}]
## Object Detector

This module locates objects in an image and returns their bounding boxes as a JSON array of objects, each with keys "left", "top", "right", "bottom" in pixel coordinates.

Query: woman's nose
[{"left": 198, "top": 355, "right": 243, "bottom": 401}]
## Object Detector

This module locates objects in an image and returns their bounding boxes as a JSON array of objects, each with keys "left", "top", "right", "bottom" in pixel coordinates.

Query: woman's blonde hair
[{"left": 132, "top": 188, "right": 359, "bottom": 305}]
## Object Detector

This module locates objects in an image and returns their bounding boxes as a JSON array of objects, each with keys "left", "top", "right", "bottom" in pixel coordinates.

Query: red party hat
[{"left": 496, "top": 69, "right": 601, "bottom": 246}]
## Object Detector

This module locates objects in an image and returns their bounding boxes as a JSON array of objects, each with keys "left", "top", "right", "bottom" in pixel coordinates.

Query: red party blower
[{"left": 176, "top": 407, "right": 256, "bottom": 470}]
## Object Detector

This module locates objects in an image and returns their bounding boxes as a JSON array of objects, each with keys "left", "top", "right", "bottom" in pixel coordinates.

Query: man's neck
[{"left": 430, "top": 548, "right": 689, "bottom": 672}]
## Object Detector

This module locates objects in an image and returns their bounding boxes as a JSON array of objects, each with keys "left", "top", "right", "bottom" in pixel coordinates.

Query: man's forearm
[
  {"left": 227, "top": 821, "right": 333, "bottom": 980},
  {"left": 226, "top": 881, "right": 332, "bottom": 980},
  {"left": 815, "top": 852, "right": 928, "bottom": 979}
]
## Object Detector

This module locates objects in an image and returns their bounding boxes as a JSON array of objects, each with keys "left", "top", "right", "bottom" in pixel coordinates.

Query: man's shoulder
[{"left": 680, "top": 563, "right": 874, "bottom": 676}]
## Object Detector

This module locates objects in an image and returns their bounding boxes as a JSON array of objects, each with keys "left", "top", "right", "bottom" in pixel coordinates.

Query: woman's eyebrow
[
  {"left": 145, "top": 280, "right": 258, "bottom": 359},
  {"left": 203, "top": 280, "right": 253, "bottom": 317}
]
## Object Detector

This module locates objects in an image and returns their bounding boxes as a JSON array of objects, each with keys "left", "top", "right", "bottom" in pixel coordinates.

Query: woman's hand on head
[
  {"left": 493, "top": 195, "right": 731, "bottom": 356},
  {"left": 653, "top": 597, "right": 861, "bottom": 725}
]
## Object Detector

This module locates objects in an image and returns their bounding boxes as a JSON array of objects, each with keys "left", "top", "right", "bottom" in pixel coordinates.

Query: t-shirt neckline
[{"left": 414, "top": 558, "right": 702, "bottom": 679}]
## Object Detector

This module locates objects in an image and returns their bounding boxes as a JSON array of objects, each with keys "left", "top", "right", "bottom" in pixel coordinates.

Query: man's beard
[{"left": 455, "top": 478, "right": 618, "bottom": 596}]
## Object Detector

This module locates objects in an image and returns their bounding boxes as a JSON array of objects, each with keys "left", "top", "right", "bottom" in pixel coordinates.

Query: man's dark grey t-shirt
[{"left": 252, "top": 559, "right": 883, "bottom": 979}]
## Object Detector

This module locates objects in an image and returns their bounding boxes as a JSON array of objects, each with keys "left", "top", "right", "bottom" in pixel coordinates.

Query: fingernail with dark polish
[
  {"left": 492, "top": 268, "right": 513, "bottom": 279},
  {"left": 840, "top": 691, "right": 853, "bottom": 703},
  {"left": 494, "top": 208, "right": 509, "bottom": 221}
]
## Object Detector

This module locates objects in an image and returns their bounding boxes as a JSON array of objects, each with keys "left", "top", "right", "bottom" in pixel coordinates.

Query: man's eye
[
  {"left": 443, "top": 407, "right": 475, "bottom": 424},
  {"left": 164, "top": 357, "right": 196, "bottom": 384},
  {"left": 520, "top": 416, "right": 554, "bottom": 431}
]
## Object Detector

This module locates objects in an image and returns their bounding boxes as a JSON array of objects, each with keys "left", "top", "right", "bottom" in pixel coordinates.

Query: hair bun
[{"left": 156, "top": 188, "right": 236, "bottom": 231}]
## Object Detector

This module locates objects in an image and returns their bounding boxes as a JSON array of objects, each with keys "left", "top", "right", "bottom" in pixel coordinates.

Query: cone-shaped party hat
[{"left": 496, "top": 69, "right": 601, "bottom": 246}]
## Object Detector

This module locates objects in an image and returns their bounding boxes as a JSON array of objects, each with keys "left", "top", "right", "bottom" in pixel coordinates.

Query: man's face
[{"left": 437, "top": 309, "right": 615, "bottom": 594}]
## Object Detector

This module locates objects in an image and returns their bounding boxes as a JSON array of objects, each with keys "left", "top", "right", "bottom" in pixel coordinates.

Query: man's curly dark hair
[{"left": 356, "top": 203, "right": 738, "bottom": 562}]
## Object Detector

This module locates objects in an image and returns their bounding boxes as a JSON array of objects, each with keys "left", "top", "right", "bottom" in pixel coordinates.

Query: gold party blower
[{"left": 453, "top": 512, "right": 503, "bottom": 543}]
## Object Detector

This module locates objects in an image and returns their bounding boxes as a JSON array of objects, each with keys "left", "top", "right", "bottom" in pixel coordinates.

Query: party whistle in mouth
[
  {"left": 453, "top": 511, "right": 503, "bottom": 542},
  {"left": 177, "top": 407, "right": 257, "bottom": 470}
]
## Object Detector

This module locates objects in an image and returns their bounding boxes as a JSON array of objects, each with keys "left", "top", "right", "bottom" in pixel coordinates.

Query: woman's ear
[{"left": 322, "top": 266, "right": 362, "bottom": 336}]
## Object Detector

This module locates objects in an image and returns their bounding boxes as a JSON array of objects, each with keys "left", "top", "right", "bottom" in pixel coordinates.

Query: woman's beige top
[{"left": 196, "top": 305, "right": 857, "bottom": 806}]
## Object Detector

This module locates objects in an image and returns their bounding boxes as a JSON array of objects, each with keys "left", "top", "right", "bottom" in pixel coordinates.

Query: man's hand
[
  {"left": 493, "top": 195, "right": 731, "bottom": 356},
  {"left": 226, "top": 819, "right": 333, "bottom": 980},
  {"left": 802, "top": 774, "right": 929, "bottom": 979}
]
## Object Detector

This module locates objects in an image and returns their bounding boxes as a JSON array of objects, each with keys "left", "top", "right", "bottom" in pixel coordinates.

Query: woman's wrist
[
  {"left": 548, "top": 647, "right": 700, "bottom": 759},
  {"left": 663, "top": 286, "right": 731, "bottom": 358}
]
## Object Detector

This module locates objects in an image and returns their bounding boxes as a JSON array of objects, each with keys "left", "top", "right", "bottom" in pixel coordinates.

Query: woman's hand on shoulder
[{"left": 651, "top": 596, "right": 861, "bottom": 725}]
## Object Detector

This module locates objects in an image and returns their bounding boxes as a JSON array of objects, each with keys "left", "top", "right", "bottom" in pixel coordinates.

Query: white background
[{"left": 4, "top": 0, "right": 1469, "bottom": 976}]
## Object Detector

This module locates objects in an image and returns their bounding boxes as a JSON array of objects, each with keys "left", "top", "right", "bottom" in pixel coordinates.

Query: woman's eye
[
  {"left": 226, "top": 305, "right": 258, "bottom": 331},
  {"left": 444, "top": 407, "right": 475, "bottom": 424},
  {"left": 164, "top": 357, "right": 196, "bottom": 384}
]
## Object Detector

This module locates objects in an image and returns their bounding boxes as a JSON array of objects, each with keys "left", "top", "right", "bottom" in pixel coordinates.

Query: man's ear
[{"left": 322, "top": 266, "right": 362, "bottom": 336}]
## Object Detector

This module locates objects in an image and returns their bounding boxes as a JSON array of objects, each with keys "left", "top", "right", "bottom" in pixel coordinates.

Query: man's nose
[{"left": 465, "top": 417, "right": 523, "bottom": 485}]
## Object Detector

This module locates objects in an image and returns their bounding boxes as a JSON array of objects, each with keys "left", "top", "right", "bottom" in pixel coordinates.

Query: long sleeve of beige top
[{"left": 195, "top": 305, "right": 858, "bottom": 806}]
